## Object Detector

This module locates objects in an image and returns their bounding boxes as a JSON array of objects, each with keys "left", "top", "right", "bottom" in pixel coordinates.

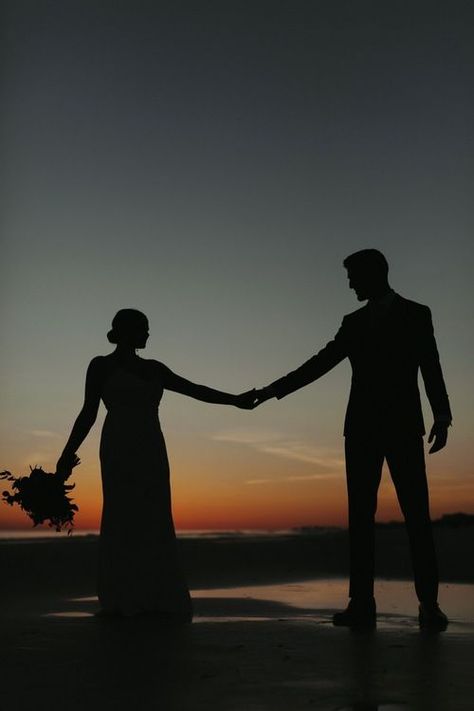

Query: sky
[{"left": 1, "top": 0, "right": 473, "bottom": 531}]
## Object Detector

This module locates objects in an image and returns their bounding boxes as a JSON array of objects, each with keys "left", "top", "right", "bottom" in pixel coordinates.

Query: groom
[{"left": 254, "top": 249, "right": 452, "bottom": 629}]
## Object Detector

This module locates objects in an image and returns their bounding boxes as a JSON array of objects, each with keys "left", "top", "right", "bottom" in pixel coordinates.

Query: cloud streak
[
  {"left": 211, "top": 428, "right": 345, "bottom": 478},
  {"left": 246, "top": 473, "right": 336, "bottom": 485}
]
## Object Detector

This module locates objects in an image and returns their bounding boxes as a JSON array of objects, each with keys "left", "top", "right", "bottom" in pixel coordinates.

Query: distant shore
[{"left": 2, "top": 510, "right": 472, "bottom": 541}]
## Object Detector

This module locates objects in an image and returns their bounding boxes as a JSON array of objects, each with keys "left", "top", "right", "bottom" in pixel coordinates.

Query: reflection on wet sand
[
  {"left": 337, "top": 705, "right": 409, "bottom": 710},
  {"left": 191, "top": 579, "right": 473, "bottom": 633},
  {"left": 45, "top": 611, "right": 95, "bottom": 619},
  {"left": 44, "top": 578, "right": 473, "bottom": 629},
  {"left": 10, "top": 579, "right": 474, "bottom": 710}
]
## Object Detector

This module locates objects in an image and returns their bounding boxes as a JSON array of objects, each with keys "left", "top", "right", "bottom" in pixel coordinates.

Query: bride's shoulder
[
  {"left": 89, "top": 354, "right": 113, "bottom": 367},
  {"left": 146, "top": 359, "right": 170, "bottom": 375},
  {"left": 87, "top": 355, "right": 116, "bottom": 377},
  {"left": 88, "top": 355, "right": 107, "bottom": 368},
  {"left": 144, "top": 360, "right": 176, "bottom": 384}
]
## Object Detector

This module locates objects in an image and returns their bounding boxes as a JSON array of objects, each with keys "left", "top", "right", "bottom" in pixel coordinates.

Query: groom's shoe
[
  {"left": 418, "top": 602, "right": 449, "bottom": 631},
  {"left": 332, "top": 597, "right": 376, "bottom": 629}
]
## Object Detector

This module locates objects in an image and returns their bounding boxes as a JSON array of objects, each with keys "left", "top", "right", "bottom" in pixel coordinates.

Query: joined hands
[{"left": 234, "top": 386, "right": 276, "bottom": 410}]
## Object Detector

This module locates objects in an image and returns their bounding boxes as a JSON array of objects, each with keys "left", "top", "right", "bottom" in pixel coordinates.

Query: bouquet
[{"left": 1, "top": 455, "right": 80, "bottom": 534}]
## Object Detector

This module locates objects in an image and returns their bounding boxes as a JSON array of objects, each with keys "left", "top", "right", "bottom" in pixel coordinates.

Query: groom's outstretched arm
[{"left": 258, "top": 317, "right": 350, "bottom": 403}]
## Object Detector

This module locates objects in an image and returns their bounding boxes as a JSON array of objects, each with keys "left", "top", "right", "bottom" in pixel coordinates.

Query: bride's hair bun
[
  {"left": 107, "top": 328, "right": 118, "bottom": 344},
  {"left": 107, "top": 308, "right": 148, "bottom": 346}
]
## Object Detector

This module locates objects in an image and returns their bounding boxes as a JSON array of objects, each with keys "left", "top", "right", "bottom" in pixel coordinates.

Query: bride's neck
[{"left": 113, "top": 344, "right": 139, "bottom": 359}]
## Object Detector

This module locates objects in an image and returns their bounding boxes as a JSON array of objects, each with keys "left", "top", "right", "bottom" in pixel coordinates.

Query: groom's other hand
[
  {"left": 428, "top": 421, "right": 449, "bottom": 453},
  {"left": 254, "top": 385, "right": 276, "bottom": 406}
]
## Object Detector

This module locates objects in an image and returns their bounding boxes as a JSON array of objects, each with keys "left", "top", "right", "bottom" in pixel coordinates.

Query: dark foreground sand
[{"left": 1, "top": 532, "right": 473, "bottom": 711}]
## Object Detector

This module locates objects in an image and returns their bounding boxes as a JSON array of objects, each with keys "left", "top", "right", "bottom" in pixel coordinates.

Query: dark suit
[{"left": 269, "top": 293, "right": 452, "bottom": 602}]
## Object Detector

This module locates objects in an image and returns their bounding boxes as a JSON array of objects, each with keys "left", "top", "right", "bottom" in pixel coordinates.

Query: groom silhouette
[{"left": 255, "top": 249, "right": 452, "bottom": 629}]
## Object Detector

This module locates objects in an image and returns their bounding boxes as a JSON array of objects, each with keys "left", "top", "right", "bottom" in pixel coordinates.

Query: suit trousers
[{"left": 344, "top": 433, "right": 438, "bottom": 603}]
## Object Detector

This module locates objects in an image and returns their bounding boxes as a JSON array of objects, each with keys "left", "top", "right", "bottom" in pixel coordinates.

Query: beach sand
[{"left": 1, "top": 533, "right": 473, "bottom": 710}]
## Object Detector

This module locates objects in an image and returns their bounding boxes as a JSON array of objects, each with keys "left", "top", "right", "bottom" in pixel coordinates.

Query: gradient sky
[{"left": 1, "top": 1, "right": 473, "bottom": 531}]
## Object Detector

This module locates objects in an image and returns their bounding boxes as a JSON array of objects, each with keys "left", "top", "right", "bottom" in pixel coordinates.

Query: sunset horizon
[
  {"left": 2, "top": 455, "right": 472, "bottom": 533},
  {"left": 2, "top": 0, "right": 472, "bottom": 564}
]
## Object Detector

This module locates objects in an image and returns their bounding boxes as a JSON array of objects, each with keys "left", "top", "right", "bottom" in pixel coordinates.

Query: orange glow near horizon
[{"left": 1, "top": 465, "right": 472, "bottom": 533}]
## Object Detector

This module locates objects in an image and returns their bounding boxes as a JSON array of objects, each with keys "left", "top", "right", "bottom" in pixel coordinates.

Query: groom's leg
[
  {"left": 386, "top": 435, "right": 439, "bottom": 604},
  {"left": 344, "top": 436, "right": 385, "bottom": 600}
]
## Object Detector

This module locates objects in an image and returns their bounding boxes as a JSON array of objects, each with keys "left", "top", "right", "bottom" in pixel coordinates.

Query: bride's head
[{"left": 107, "top": 309, "right": 149, "bottom": 349}]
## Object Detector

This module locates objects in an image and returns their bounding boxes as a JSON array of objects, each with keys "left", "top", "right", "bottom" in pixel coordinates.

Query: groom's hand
[
  {"left": 428, "top": 421, "right": 449, "bottom": 454},
  {"left": 254, "top": 385, "right": 276, "bottom": 406}
]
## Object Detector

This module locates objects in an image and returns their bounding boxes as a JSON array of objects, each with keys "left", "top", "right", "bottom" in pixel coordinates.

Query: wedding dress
[{"left": 97, "top": 366, "right": 192, "bottom": 618}]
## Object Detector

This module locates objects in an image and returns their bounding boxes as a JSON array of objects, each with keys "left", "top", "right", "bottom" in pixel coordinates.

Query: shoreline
[{"left": 1, "top": 526, "right": 473, "bottom": 604}]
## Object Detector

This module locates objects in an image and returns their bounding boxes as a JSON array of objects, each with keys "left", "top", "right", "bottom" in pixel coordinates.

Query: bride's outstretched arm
[
  {"left": 160, "top": 363, "right": 256, "bottom": 409},
  {"left": 56, "top": 357, "right": 104, "bottom": 477}
]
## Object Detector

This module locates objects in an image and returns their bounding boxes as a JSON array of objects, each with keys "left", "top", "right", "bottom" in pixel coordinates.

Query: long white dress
[{"left": 97, "top": 366, "right": 192, "bottom": 618}]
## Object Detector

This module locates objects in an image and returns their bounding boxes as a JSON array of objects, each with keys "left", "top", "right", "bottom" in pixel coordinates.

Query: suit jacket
[{"left": 269, "top": 294, "right": 452, "bottom": 436}]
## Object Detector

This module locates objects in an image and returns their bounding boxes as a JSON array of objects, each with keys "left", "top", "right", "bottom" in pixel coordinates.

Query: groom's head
[{"left": 343, "top": 249, "right": 389, "bottom": 301}]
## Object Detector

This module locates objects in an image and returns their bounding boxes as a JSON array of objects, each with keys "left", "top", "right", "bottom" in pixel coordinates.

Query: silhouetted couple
[{"left": 56, "top": 249, "right": 451, "bottom": 629}]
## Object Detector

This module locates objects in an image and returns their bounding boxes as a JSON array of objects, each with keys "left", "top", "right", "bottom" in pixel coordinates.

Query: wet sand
[{"left": 1, "top": 534, "right": 473, "bottom": 710}]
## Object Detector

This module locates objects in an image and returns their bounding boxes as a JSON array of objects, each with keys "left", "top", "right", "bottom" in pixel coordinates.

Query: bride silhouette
[{"left": 56, "top": 308, "right": 256, "bottom": 619}]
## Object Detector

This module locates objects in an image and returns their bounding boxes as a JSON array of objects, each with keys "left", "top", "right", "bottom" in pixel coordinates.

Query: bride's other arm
[
  {"left": 56, "top": 357, "right": 106, "bottom": 478},
  {"left": 158, "top": 362, "right": 256, "bottom": 409}
]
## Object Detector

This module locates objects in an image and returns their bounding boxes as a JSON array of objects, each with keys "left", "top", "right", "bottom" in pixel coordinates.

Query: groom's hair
[{"left": 343, "top": 249, "right": 389, "bottom": 277}]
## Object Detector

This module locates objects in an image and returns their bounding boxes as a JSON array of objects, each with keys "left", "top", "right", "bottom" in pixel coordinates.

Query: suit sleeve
[
  {"left": 418, "top": 307, "right": 452, "bottom": 423},
  {"left": 269, "top": 317, "right": 349, "bottom": 400}
]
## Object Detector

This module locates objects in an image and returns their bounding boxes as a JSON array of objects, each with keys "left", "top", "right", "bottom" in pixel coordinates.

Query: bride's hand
[
  {"left": 55, "top": 452, "right": 80, "bottom": 480},
  {"left": 234, "top": 389, "right": 258, "bottom": 409}
]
